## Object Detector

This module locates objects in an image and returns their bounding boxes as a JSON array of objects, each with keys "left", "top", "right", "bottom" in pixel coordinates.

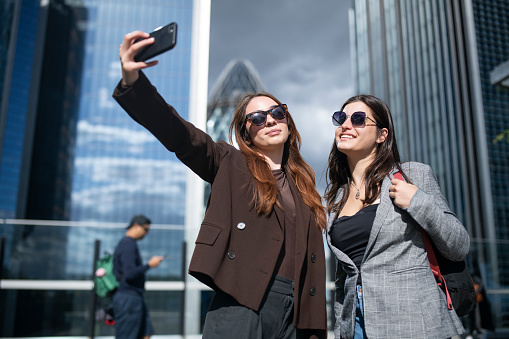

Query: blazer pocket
[{"left": 195, "top": 223, "right": 222, "bottom": 246}]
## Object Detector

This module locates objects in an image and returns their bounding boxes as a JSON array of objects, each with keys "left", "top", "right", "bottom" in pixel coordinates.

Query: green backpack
[{"left": 94, "top": 253, "right": 119, "bottom": 298}]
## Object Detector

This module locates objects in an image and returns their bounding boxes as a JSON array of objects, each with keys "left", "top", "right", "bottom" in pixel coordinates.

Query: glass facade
[
  {"left": 25, "top": 1, "right": 86, "bottom": 222},
  {"left": 1, "top": 222, "right": 185, "bottom": 336},
  {"left": 206, "top": 58, "right": 267, "bottom": 143},
  {"left": 0, "top": 0, "right": 209, "bottom": 336},
  {"left": 0, "top": 3, "right": 44, "bottom": 322},
  {"left": 472, "top": 0, "right": 509, "bottom": 284},
  {"left": 0, "top": 0, "right": 16, "bottom": 124},
  {"left": 0, "top": 0, "right": 40, "bottom": 219},
  {"left": 350, "top": 0, "right": 509, "bottom": 331},
  {"left": 70, "top": 0, "right": 193, "bottom": 225},
  {"left": 66, "top": 0, "right": 193, "bottom": 280}
]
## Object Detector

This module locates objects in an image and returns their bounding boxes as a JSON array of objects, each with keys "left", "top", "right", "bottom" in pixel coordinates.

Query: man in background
[{"left": 112, "top": 214, "right": 165, "bottom": 339}]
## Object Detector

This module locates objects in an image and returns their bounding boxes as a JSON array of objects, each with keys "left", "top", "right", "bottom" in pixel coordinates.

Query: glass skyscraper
[
  {"left": 350, "top": 0, "right": 509, "bottom": 330},
  {"left": 207, "top": 58, "right": 267, "bottom": 142},
  {"left": 472, "top": 0, "right": 509, "bottom": 272},
  {"left": 0, "top": 0, "right": 210, "bottom": 336}
]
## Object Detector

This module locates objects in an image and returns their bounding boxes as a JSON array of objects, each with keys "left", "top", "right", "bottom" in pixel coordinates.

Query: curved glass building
[{"left": 206, "top": 58, "right": 267, "bottom": 143}]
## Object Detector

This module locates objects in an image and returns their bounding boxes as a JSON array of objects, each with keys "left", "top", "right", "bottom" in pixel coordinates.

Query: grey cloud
[{"left": 209, "top": 1, "right": 352, "bottom": 91}]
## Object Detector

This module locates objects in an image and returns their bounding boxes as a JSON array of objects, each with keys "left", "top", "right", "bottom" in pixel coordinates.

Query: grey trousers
[{"left": 202, "top": 275, "right": 299, "bottom": 339}]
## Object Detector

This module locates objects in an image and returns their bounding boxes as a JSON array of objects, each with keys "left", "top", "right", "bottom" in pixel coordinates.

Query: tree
[{"left": 493, "top": 129, "right": 509, "bottom": 144}]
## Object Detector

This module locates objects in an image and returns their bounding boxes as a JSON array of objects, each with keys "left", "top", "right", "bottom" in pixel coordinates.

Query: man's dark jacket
[
  {"left": 113, "top": 72, "right": 326, "bottom": 336},
  {"left": 113, "top": 236, "right": 149, "bottom": 295}
]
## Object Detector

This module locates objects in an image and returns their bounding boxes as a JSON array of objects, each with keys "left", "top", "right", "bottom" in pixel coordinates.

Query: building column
[{"left": 185, "top": 0, "right": 210, "bottom": 336}]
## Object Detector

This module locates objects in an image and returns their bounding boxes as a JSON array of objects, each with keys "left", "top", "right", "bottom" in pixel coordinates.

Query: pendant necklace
[{"left": 351, "top": 180, "right": 361, "bottom": 199}]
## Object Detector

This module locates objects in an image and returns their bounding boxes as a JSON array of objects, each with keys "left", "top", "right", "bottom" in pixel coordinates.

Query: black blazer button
[
  {"left": 227, "top": 251, "right": 236, "bottom": 260},
  {"left": 311, "top": 254, "right": 317, "bottom": 263},
  {"left": 310, "top": 288, "right": 316, "bottom": 296}
]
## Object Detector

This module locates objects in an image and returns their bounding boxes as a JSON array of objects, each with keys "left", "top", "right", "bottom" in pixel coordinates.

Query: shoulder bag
[{"left": 394, "top": 172, "right": 476, "bottom": 317}]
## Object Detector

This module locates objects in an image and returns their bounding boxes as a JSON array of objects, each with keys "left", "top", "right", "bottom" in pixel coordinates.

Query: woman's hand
[
  {"left": 389, "top": 179, "right": 418, "bottom": 208},
  {"left": 119, "top": 31, "right": 159, "bottom": 86}
]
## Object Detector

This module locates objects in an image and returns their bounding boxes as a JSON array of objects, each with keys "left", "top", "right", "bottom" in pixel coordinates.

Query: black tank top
[{"left": 329, "top": 204, "right": 379, "bottom": 284}]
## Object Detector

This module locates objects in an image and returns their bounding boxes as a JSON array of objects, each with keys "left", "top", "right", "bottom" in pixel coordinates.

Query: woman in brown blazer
[{"left": 113, "top": 30, "right": 327, "bottom": 339}]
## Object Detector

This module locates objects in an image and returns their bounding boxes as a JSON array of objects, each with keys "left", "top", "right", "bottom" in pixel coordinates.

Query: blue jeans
[{"left": 354, "top": 285, "right": 367, "bottom": 339}]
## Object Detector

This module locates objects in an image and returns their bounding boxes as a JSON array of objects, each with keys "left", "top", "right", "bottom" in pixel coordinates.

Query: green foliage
[{"left": 493, "top": 129, "right": 509, "bottom": 144}]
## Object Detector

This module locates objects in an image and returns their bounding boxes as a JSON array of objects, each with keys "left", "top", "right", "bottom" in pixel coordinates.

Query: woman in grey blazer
[{"left": 324, "top": 94, "right": 470, "bottom": 339}]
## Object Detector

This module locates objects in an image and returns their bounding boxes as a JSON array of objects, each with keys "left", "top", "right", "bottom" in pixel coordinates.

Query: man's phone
[{"left": 134, "top": 22, "right": 177, "bottom": 62}]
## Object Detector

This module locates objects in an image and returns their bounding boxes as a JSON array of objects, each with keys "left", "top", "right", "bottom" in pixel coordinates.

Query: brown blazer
[{"left": 113, "top": 72, "right": 327, "bottom": 335}]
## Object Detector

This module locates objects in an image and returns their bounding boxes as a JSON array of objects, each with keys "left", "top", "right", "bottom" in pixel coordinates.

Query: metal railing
[{"left": 2, "top": 220, "right": 509, "bottom": 336}]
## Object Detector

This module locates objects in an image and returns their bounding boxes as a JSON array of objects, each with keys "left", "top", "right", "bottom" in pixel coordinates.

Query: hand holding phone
[
  {"left": 134, "top": 22, "right": 178, "bottom": 62},
  {"left": 148, "top": 255, "right": 166, "bottom": 268}
]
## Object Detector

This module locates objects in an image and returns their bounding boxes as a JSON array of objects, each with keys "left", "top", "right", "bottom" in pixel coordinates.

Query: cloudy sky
[{"left": 208, "top": 0, "right": 354, "bottom": 192}]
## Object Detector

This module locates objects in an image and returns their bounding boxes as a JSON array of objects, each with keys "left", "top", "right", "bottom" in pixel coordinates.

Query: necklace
[{"left": 351, "top": 180, "right": 361, "bottom": 199}]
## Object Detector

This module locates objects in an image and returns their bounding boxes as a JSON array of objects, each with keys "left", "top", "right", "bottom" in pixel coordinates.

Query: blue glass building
[
  {"left": 0, "top": 0, "right": 41, "bottom": 219},
  {"left": 0, "top": 0, "right": 210, "bottom": 336}
]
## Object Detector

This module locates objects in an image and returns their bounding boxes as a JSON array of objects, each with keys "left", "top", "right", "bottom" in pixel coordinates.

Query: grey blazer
[{"left": 327, "top": 162, "right": 469, "bottom": 339}]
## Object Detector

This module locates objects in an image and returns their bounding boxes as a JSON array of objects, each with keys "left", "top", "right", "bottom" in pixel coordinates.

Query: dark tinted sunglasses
[
  {"left": 332, "top": 111, "right": 379, "bottom": 127},
  {"left": 245, "top": 104, "right": 287, "bottom": 126}
]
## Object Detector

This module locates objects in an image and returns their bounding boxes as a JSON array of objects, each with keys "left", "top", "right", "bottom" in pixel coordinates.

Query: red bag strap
[
  {"left": 393, "top": 171, "right": 404, "bottom": 181},
  {"left": 393, "top": 171, "right": 453, "bottom": 310}
]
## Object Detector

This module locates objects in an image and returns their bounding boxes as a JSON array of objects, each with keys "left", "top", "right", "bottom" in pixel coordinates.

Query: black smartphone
[{"left": 134, "top": 22, "right": 177, "bottom": 62}]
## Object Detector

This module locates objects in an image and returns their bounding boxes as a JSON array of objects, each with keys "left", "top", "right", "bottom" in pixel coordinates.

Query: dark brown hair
[
  {"left": 324, "top": 94, "right": 409, "bottom": 214},
  {"left": 229, "top": 92, "right": 326, "bottom": 230}
]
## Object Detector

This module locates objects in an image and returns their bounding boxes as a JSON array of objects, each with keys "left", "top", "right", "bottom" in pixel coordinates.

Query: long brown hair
[
  {"left": 229, "top": 92, "right": 326, "bottom": 230},
  {"left": 324, "top": 94, "right": 409, "bottom": 214}
]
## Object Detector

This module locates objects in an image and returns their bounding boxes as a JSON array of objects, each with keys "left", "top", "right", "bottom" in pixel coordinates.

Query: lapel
[
  {"left": 363, "top": 170, "right": 397, "bottom": 261},
  {"left": 273, "top": 196, "right": 284, "bottom": 231}
]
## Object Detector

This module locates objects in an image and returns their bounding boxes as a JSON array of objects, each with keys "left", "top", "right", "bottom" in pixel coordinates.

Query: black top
[
  {"left": 113, "top": 236, "right": 150, "bottom": 295},
  {"left": 329, "top": 204, "right": 379, "bottom": 285},
  {"left": 273, "top": 168, "right": 296, "bottom": 280}
]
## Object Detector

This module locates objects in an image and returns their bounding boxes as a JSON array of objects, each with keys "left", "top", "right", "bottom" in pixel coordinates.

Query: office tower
[
  {"left": 0, "top": 0, "right": 49, "bottom": 333},
  {"left": 0, "top": 0, "right": 44, "bottom": 219},
  {"left": 207, "top": 58, "right": 267, "bottom": 142},
  {"left": 0, "top": 0, "right": 210, "bottom": 336},
  {"left": 350, "top": 0, "right": 509, "bottom": 329}
]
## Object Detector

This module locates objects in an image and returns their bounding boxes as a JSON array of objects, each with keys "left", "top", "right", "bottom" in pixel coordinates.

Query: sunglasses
[
  {"left": 245, "top": 104, "right": 288, "bottom": 126},
  {"left": 332, "top": 111, "right": 379, "bottom": 128}
]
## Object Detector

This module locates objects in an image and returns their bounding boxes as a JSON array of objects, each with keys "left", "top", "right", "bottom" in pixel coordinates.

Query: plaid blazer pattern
[{"left": 327, "top": 162, "right": 469, "bottom": 339}]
